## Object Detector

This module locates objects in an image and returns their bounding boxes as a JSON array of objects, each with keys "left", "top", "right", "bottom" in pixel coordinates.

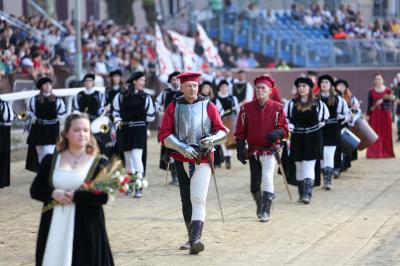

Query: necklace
[{"left": 67, "top": 150, "right": 85, "bottom": 169}]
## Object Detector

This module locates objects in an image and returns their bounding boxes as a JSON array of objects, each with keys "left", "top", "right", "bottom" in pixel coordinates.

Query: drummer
[
  {"left": 317, "top": 74, "right": 351, "bottom": 190},
  {"left": 335, "top": 79, "right": 361, "bottom": 171},
  {"left": 216, "top": 80, "right": 240, "bottom": 169}
]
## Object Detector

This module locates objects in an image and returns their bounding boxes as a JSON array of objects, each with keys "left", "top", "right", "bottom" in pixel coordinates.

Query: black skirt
[
  {"left": 27, "top": 123, "right": 60, "bottom": 146},
  {"left": 322, "top": 123, "right": 340, "bottom": 146},
  {"left": 117, "top": 125, "right": 147, "bottom": 152},
  {"left": 281, "top": 141, "right": 321, "bottom": 187},
  {"left": 290, "top": 130, "right": 323, "bottom": 161},
  {"left": 0, "top": 126, "right": 11, "bottom": 188}
]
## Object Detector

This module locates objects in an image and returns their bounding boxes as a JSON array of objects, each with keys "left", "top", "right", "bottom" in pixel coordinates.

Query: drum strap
[
  {"left": 325, "top": 118, "right": 338, "bottom": 124},
  {"left": 293, "top": 124, "right": 320, "bottom": 134},
  {"left": 36, "top": 118, "right": 59, "bottom": 125}
]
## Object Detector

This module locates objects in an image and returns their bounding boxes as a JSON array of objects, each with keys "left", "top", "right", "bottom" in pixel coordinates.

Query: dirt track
[{"left": 1, "top": 135, "right": 400, "bottom": 266}]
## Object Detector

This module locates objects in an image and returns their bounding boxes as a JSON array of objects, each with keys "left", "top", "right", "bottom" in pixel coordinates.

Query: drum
[
  {"left": 222, "top": 114, "right": 237, "bottom": 149},
  {"left": 350, "top": 117, "right": 378, "bottom": 150},
  {"left": 340, "top": 128, "right": 361, "bottom": 155},
  {"left": 91, "top": 115, "right": 111, "bottom": 134}
]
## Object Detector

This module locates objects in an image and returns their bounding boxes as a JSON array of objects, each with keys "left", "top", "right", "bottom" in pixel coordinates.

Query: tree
[{"left": 106, "top": 0, "right": 135, "bottom": 25}]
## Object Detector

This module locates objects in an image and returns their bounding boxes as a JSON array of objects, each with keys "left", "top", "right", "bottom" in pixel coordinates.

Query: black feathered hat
[
  {"left": 109, "top": 69, "right": 123, "bottom": 77},
  {"left": 36, "top": 77, "right": 53, "bottom": 89},
  {"left": 126, "top": 71, "right": 145, "bottom": 83},
  {"left": 168, "top": 71, "right": 181, "bottom": 83},
  {"left": 335, "top": 79, "right": 349, "bottom": 88},
  {"left": 317, "top": 74, "right": 334, "bottom": 87},
  {"left": 82, "top": 73, "right": 96, "bottom": 82},
  {"left": 217, "top": 80, "right": 229, "bottom": 90},
  {"left": 294, "top": 77, "right": 314, "bottom": 89}
]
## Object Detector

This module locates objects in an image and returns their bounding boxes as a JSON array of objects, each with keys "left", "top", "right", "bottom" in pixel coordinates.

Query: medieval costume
[
  {"left": 334, "top": 79, "right": 361, "bottom": 172},
  {"left": 0, "top": 98, "right": 14, "bottom": 188},
  {"left": 156, "top": 71, "right": 182, "bottom": 185},
  {"left": 366, "top": 84, "right": 395, "bottom": 158},
  {"left": 235, "top": 75, "right": 289, "bottom": 222},
  {"left": 285, "top": 77, "right": 329, "bottom": 204},
  {"left": 30, "top": 153, "right": 114, "bottom": 266},
  {"left": 217, "top": 80, "right": 240, "bottom": 169},
  {"left": 73, "top": 74, "right": 108, "bottom": 154},
  {"left": 232, "top": 70, "right": 254, "bottom": 106},
  {"left": 159, "top": 72, "right": 228, "bottom": 254},
  {"left": 26, "top": 77, "right": 66, "bottom": 172},
  {"left": 317, "top": 75, "right": 350, "bottom": 189},
  {"left": 112, "top": 71, "right": 156, "bottom": 198},
  {"left": 105, "top": 69, "right": 125, "bottom": 158}
]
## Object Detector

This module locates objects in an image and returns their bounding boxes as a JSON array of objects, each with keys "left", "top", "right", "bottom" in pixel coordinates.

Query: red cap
[
  {"left": 177, "top": 72, "right": 201, "bottom": 84},
  {"left": 254, "top": 74, "right": 275, "bottom": 88}
]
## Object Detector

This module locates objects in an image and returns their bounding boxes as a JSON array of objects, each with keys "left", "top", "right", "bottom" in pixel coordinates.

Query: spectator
[
  {"left": 276, "top": 60, "right": 290, "bottom": 70},
  {"left": 247, "top": 52, "right": 259, "bottom": 68},
  {"left": 264, "top": 9, "right": 277, "bottom": 24},
  {"left": 291, "top": 4, "right": 304, "bottom": 21}
]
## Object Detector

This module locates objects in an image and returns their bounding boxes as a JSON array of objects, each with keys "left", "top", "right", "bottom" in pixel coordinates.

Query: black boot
[
  {"left": 303, "top": 178, "right": 314, "bottom": 204},
  {"left": 179, "top": 222, "right": 191, "bottom": 250},
  {"left": 297, "top": 181, "right": 304, "bottom": 202},
  {"left": 260, "top": 191, "right": 274, "bottom": 222},
  {"left": 190, "top": 221, "right": 204, "bottom": 254},
  {"left": 323, "top": 167, "right": 333, "bottom": 191},
  {"left": 225, "top": 156, "right": 231, "bottom": 169},
  {"left": 169, "top": 164, "right": 179, "bottom": 186},
  {"left": 251, "top": 190, "right": 262, "bottom": 218}
]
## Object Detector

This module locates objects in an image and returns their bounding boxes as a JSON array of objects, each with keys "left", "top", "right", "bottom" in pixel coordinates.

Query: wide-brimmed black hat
[
  {"left": 126, "top": 71, "right": 145, "bottom": 83},
  {"left": 317, "top": 74, "right": 334, "bottom": 87},
  {"left": 36, "top": 77, "right": 53, "bottom": 89},
  {"left": 294, "top": 77, "right": 314, "bottom": 89}
]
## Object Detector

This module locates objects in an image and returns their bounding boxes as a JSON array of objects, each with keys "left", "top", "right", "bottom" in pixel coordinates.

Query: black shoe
[
  {"left": 251, "top": 190, "right": 262, "bottom": 218},
  {"left": 333, "top": 168, "right": 341, "bottom": 179},
  {"left": 297, "top": 181, "right": 304, "bottom": 203},
  {"left": 322, "top": 167, "right": 333, "bottom": 191},
  {"left": 169, "top": 175, "right": 179, "bottom": 186},
  {"left": 180, "top": 222, "right": 191, "bottom": 250},
  {"left": 225, "top": 156, "right": 231, "bottom": 169},
  {"left": 260, "top": 191, "right": 274, "bottom": 222},
  {"left": 190, "top": 221, "right": 204, "bottom": 254},
  {"left": 303, "top": 178, "right": 314, "bottom": 204}
]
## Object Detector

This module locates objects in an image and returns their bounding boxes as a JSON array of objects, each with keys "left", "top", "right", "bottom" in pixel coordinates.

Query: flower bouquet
[{"left": 42, "top": 160, "right": 130, "bottom": 213}]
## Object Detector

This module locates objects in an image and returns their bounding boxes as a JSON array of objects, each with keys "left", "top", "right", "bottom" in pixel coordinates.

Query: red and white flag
[
  {"left": 167, "top": 30, "right": 200, "bottom": 72},
  {"left": 155, "top": 24, "right": 175, "bottom": 82},
  {"left": 197, "top": 23, "right": 224, "bottom": 67}
]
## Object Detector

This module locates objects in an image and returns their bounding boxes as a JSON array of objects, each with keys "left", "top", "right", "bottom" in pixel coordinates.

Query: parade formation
[{"left": 1, "top": 3, "right": 400, "bottom": 265}]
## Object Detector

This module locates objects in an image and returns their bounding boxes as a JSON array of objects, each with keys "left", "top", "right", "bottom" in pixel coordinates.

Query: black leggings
[
  {"left": 174, "top": 161, "right": 192, "bottom": 223},
  {"left": 249, "top": 156, "right": 262, "bottom": 194}
]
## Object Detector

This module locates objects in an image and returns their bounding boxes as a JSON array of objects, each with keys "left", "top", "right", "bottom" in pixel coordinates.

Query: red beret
[
  {"left": 177, "top": 72, "right": 201, "bottom": 84},
  {"left": 254, "top": 74, "right": 275, "bottom": 88}
]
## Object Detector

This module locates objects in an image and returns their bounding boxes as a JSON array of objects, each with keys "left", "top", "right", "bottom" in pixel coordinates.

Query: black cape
[{"left": 30, "top": 153, "right": 114, "bottom": 266}]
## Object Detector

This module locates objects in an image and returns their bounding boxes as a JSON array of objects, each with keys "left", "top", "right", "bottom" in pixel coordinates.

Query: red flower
[{"left": 92, "top": 189, "right": 102, "bottom": 196}]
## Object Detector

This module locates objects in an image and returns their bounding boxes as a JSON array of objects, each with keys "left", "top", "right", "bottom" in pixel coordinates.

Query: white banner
[
  {"left": 168, "top": 30, "right": 199, "bottom": 72},
  {"left": 155, "top": 24, "right": 175, "bottom": 82},
  {"left": 197, "top": 23, "right": 224, "bottom": 67}
]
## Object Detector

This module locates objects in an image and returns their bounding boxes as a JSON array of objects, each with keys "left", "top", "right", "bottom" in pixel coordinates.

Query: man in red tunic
[
  {"left": 235, "top": 74, "right": 289, "bottom": 223},
  {"left": 159, "top": 72, "right": 228, "bottom": 255}
]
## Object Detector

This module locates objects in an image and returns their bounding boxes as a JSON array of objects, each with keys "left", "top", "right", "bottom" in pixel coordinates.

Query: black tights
[{"left": 174, "top": 161, "right": 192, "bottom": 223}]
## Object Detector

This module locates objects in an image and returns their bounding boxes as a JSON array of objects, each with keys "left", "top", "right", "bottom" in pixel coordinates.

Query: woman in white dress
[{"left": 30, "top": 113, "right": 114, "bottom": 266}]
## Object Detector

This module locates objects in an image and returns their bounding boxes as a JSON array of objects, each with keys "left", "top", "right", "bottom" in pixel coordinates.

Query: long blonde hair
[{"left": 56, "top": 113, "right": 99, "bottom": 155}]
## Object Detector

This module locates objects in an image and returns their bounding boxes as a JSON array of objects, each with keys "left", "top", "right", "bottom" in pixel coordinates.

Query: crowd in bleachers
[
  {"left": 0, "top": 16, "right": 161, "bottom": 82},
  {"left": 225, "top": 1, "right": 400, "bottom": 40}
]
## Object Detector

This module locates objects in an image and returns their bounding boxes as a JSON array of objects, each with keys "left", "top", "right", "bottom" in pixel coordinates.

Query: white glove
[
  {"left": 288, "top": 123, "right": 295, "bottom": 132},
  {"left": 182, "top": 145, "right": 198, "bottom": 160}
]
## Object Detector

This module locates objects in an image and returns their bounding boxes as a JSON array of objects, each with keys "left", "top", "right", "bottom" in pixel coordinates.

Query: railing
[{"left": 193, "top": 8, "right": 400, "bottom": 67}]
